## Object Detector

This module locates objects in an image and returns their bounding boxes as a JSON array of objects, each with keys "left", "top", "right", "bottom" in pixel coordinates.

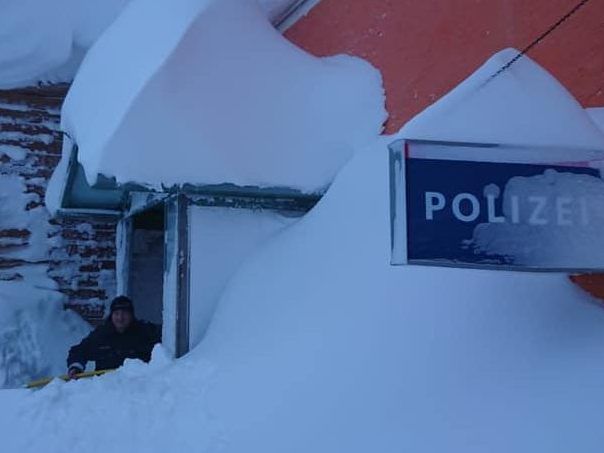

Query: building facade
[
  {"left": 0, "top": 0, "right": 602, "bottom": 331},
  {"left": 286, "top": 0, "right": 603, "bottom": 132}
]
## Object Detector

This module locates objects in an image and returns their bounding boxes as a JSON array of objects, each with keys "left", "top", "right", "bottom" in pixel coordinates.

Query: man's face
[{"left": 111, "top": 309, "right": 133, "bottom": 333}]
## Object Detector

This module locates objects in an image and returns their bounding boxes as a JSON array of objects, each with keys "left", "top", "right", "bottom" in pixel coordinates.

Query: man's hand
[{"left": 67, "top": 366, "right": 83, "bottom": 380}]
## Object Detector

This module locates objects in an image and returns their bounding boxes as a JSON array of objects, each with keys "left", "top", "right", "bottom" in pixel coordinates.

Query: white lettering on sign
[
  {"left": 510, "top": 195, "right": 520, "bottom": 224},
  {"left": 527, "top": 196, "right": 547, "bottom": 225},
  {"left": 452, "top": 193, "right": 480, "bottom": 222},
  {"left": 485, "top": 184, "right": 505, "bottom": 223},
  {"left": 425, "top": 192, "right": 445, "bottom": 220},
  {"left": 556, "top": 197, "right": 573, "bottom": 226},
  {"left": 423, "top": 185, "right": 590, "bottom": 226}
]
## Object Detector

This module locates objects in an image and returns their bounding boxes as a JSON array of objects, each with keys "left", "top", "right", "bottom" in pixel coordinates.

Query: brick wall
[{"left": 0, "top": 85, "right": 118, "bottom": 325}]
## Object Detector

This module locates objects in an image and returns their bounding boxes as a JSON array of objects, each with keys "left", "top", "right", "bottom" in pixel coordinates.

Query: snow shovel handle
[{"left": 25, "top": 369, "right": 114, "bottom": 389}]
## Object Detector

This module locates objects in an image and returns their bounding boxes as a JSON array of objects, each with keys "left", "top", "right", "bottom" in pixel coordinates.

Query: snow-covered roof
[
  {"left": 51, "top": 0, "right": 385, "bottom": 207},
  {"left": 0, "top": 0, "right": 131, "bottom": 89},
  {"left": 0, "top": 1, "right": 317, "bottom": 89},
  {"left": 401, "top": 48, "right": 604, "bottom": 150}
]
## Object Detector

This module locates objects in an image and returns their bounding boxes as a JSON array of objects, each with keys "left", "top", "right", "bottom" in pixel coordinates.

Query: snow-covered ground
[
  {"left": 3, "top": 137, "right": 604, "bottom": 452},
  {"left": 0, "top": 268, "right": 91, "bottom": 388},
  {"left": 0, "top": 175, "right": 91, "bottom": 388},
  {"left": 588, "top": 107, "right": 604, "bottom": 133},
  {"left": 3, "top": 47, "right": 604, "bottom": 450}
]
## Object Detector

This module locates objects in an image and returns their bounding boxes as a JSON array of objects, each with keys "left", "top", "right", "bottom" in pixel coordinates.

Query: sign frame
[{"left": 389, "top": 138, "right": 604, "bottom": 272}]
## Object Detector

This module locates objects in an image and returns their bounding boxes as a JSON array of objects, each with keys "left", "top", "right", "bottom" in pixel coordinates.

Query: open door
[
  {"left": 117, "top": 190, "right": 314, "bottom": 359},
  {"left": 116, "top": 196, "right": 168, "bottom": 344}
]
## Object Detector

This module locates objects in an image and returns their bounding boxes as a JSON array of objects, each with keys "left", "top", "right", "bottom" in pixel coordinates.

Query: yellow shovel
[{"left": 25, "top": 369, "right": 114, "bottom": 389}]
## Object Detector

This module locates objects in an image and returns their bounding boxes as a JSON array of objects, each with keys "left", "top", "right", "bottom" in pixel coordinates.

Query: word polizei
[{"left": 424, "top": 188, "right": 590, "bottom": 227}]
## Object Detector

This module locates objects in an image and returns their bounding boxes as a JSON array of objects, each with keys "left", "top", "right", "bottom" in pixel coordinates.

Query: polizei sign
[{"left": 389, "top": 139, "right": 604, "bottom": 271}]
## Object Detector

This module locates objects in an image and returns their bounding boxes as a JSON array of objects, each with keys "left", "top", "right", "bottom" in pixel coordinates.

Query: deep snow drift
[
  {"left": 0, "top": 268, "right": 91, "bottom": 388},
  {"left": 0, "top": 175, "right": 91, "bottom": 388},
  {"left": 401, "top": 48, "right": 604, "bottom": 150},
  {"left": 3, "top": 139, "right": 604, "bottom": 453},
  {"left": 195, "top": 140, "right": 604, "bottom": 453},
  {"left": 57, "top": 0, "right": 386, "bottom": 193},
  {"left": 588, "top": 107, "right": 604, "bottom": 133},
  {"left": 4, "top": 48, "right": 604, "bottom": 449}
]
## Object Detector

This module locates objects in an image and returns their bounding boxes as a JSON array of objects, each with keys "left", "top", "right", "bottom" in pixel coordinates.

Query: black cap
[{"left": 110, "top": 296, "right": 134, "bottom": 315}]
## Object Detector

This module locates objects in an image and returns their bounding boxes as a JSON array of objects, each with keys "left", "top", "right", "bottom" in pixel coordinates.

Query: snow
[
  {"left": 0, "top": 267, "right": 91, "bottom": 388},
  {"left": 587, "top": 107, "right": 604, "bottom": 134},
  {"left": 0, "top": 0, "right": 313, "bottom": 89},
  {"left": 401, "top": 49, "right": 604, "bottom": 150},
  {"left": 472, "top": 170, "right": 604, "bottom": 268},
  {"left": 45, "top": 138, "right": 73, "bottom": 215},
  {"left": 0, "top": 174, "right": 91, "bottom": 388},
  {"left": 0, "top": 346, "right": 224, "bottom": 451},
  {"left": 195, "top": 141, "right": 604, "bottom": 453},
  {"left": 0, "top": 0, "right": 131, "bottom": 89},
  {"left": 397, "top": 51, "right": 604, "bottom": 271},
  {"left": 3, "top": 139, "right": 604, "bottom": 452},
  {"left": 189, "top": 206, "right": 299, "bottom": 347},
  {"left": 4, "top": 17, "right": 604, "bottom": 453},
  {"left": 58, "top": 0, "right": 386, "bottom": 193},
  {"left": 0, "top": 176, "right": 54, "bottom": 263}
]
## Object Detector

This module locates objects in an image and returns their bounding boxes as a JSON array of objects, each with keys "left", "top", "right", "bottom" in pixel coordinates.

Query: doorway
[{"left": 126, "top": 204, "right": 165, "bottom": 325}]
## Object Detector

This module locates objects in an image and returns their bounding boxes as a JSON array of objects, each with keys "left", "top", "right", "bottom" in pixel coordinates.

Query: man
[{"left": 67, "top": 295, "right": 161, "bottom": 379}]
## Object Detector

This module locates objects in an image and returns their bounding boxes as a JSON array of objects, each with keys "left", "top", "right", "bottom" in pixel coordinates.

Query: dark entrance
[{"left": 127, "top": 205, "right": 165, "bottom": 325}]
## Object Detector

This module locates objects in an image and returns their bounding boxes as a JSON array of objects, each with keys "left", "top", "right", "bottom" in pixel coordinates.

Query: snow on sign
[{"left": 389, "top": 139, "right": 604, "bottom": 271}]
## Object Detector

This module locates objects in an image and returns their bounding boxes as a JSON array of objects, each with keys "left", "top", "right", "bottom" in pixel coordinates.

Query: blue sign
[{"left": 389, "top": 140, "right": 604, "bottom": 271}]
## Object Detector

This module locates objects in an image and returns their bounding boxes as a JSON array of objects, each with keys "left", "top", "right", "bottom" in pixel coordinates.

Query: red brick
[
  {"left": 61, "top": 229, "right": 90, "bottom": 241},
  {"left": 61, "top": 288, "right": 107, "bottom": 299},
  {"left": 0, "top": 229, "right": 30, "bottom": 238},
  {"left": 92, "top": 230, "right": 115, "bottom": 241},
  {"left": 25, "top": 201, "right": 44, "bottom": 210},
  {"left": 25, "top": 184, "right": 45, "bottom": 197},
  {"left": 30, "top": 154, "right": 61, "bottom": 169},
  {"left": 79, "top": 264, "right": 101, "bottom": 273},
  {"left": 100, "top": 261, "right": 116, "bottom": 270},
  {"left": 78, "top": 246, "right": 115, "bottom": 259},
  {"left": 0, "top": 258, "right": 26, "bottom": 269},
  {"left": 77, "top": 278, "right": 99, "bottom": 288}
]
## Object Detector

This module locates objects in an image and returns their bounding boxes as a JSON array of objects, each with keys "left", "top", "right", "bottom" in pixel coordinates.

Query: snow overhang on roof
[
  {"left": 49, "top": 0, "right": 385, "bottom": 212},
  {"left": 400, "top": 48, "right": 604, "bottom": 149}
]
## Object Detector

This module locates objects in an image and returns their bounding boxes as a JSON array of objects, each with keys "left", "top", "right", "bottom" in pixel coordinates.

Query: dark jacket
[{"left": 67, "top": 319, "right": 161, "bottom": 371}]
